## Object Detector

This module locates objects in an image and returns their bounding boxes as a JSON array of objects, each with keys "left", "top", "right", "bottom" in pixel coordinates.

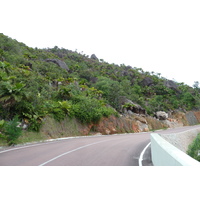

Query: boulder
[
  {"left": 121, "top": 70, "right": 129, "bottom": 76},
  {"left": 155, "top": 111, "right": 168, "bottom": 120},
  {"left": 90, "top": 54, "right": 99, "bottom": 61},
  {"left": 45, "top": 59, "right": 69, "bottom": 71},
  {"left": 140, "top": 77, "right": 154, "bottom": 87},
  {"left": 136, "top": 120, "right": 149, "bottom": 132},
  {"left": 164, "top": 80, "right": 179, "bottom": 92},
  {"left": 119, "top": 96, "right": 146, "bottom": 115},
  {"left": 134, "top": 115, "right": 147, "bottom": 124}
]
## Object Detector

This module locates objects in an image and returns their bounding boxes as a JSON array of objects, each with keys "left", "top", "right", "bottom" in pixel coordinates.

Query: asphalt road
[{"left": 0, "top": 125, "right": 199, "bottom": 166}]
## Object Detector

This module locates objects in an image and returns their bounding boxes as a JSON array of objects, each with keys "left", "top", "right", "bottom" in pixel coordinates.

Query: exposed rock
[
  {"left": 164, "top": 80, "right": 179, "bottom": 92},
  {"left": 194, "top": 111, "right": 200, "bottom": 123},
  {"left": 105, "top": 129, "right": 111, "bottom": 135},
  {"left": 170, "top": 111, "right": 188, "bottom": 126},
  {"left": 162, "top": 119, "right": 182, "bottom": 129},
  {"left": 136, "top": 120, "right": 149, "bottom": 132},
  {"left": 126, "top": 65, "right": 132, "bottom": 69},
  {"left": 140, "top": 77, "right": 154, "bottom": 87},
  {"left": 185, "top": 111, "right": 199, "bottom": 125},
  {"left": 90, "top": 54, "right": 99, "bottom": 61},
  {"left": 134, "top": 115, "right": 149, "bottom": 132},
  {"left": 146, "top": 116, "right": 168, "bottom": 130},
  {"left": 40, "top": 109, "right": 200, "bottom": 138},
  {"left": 92, "top": 115, "right": 140, "bottom": 134},
  {"left": 45, "top": 59, "right": 69, "bottom": 71},
  {"left": 119, "top": 96, "right": 146, "bottom": 115},
  {"left": 127, "top": 110, "right": 134, "bottom": 115},
  {"left": 92, "top": 132, "right": 102, "bottom": 136},
  {"left": 22, "top": 123, "right": 28, "bottom": 130},
  {"left": 17, "top": 121, "right": 28, "bottom": 130},
  {"left": 134, "top": 115, "right": 147, "bottom": 124},
  {"left": 121, "top": 70, "right": 129, "bottom": 76},
  {"left": 120, "top": 66, "right": 132, "bottom": 76},
  {"left": 155, "top": 111, "right": 168, "bottom": 120}
]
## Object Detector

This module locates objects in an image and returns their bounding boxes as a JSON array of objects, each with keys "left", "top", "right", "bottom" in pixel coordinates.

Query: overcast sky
[{"left": 2, "top": 0, "right": 200, "bottom": 86}]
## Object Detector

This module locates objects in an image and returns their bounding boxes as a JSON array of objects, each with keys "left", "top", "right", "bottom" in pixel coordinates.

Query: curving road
[{"left": 0, "top": 125, "right": 199, "bottom": 166}]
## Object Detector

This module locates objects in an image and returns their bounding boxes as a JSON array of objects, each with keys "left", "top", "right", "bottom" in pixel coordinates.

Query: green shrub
[
  {"left": 2, "top": 116, "right": 22, "bottom": 146},
  {"left": 71, "top": 96, "right": 116, "bottom": 124},
  {"left": 19, "top": 101, "right": 45, "bottom": 132},
  {"left": 44, "top": 100, "right": 72, "bottom": 122},
  {"left": 98, "top": 106, "right": 117, "bottom": 118},
  {"left": 187, "top": 133, "right": 200, "bottom": 162},
  {"left": 22, "top": 112, "right": 43, "bottom": 132}
]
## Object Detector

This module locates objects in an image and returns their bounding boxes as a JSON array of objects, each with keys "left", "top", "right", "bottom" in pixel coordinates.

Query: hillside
[{"left": 0, "top": 33, "right": 200, "bottom": 145}]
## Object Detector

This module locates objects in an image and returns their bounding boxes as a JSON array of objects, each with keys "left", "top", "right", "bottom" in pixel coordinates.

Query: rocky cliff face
[{"left": 40, "top": 110, "right": 200, "bottom": 139}]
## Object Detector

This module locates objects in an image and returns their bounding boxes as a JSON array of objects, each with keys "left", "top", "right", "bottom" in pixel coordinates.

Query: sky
[{"left": 2, "top": 0, "right": 200, "bottom": 86}]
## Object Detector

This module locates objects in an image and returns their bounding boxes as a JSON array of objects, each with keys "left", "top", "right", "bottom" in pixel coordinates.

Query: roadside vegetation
[
  {"left": 0, "top": 116, "right": 22, "bottom": 145},
  {"left": 1, "top": 33, "right": 200, "bottom": 145},
  {"left": 187, "top": 133, "right": 200, "bottom": 161}
]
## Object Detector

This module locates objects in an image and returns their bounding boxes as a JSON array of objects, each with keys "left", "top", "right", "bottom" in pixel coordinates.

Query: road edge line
[{"left": 138, "top": 142, "right": 151, "bottom": 166}]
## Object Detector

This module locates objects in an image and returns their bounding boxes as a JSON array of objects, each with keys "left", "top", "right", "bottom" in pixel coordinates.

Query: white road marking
[
  {"left": 0, "top": 142, "right": 52, "bottom": 154},
  {"left": 39, "top": 140, "right": 109, "bottom": 166},
  {"left": 0, "top": 135, "right": 109, "bottom": 154},
  {"left": 138, "top": 142, "right": 151, "bottom": 166},
  {"left": 0, "top": 131, "right": 149, "bottom": 155},
  {"left": 0, "top": 134, "right": 123, "bottom": 154}
]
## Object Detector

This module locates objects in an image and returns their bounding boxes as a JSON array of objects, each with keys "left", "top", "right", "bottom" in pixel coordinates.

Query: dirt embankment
[{"left": 39, "top": 110, "right": 200, "bottom": 140}]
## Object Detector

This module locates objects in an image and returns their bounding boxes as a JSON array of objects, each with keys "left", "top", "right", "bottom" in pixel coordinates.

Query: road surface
[{"left": 0, "top": 125, "right": 199, "bottom": 166}]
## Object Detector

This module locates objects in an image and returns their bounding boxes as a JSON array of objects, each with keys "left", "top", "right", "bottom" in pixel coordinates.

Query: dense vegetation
[{"left": 0, "top": 33, "right": 200, "bottom": 144}]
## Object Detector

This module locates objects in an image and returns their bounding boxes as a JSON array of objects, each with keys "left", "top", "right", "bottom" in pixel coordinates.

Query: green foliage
[
  {"left": 1, "top": 116, "right": 22, "bottom": 146},
  {"left": 181, "top": 92, "right": 196, "bottom": 110},
  {"left": 94, "top": 77, "right": 125, "bottom": 110},
  {"left": 0, "top": 120, "right": 6, "bottom": 139},
  {"left": 187, "top": 133, "right": 200, "bottom": 162},
  {"left": 56, "top": 83, "right": 81, "bottom": 100},
  {"left": 0, "top": 33, "right": 200, "bottom": 137},
  {"left": 0, "top": 120, "right": 5, "bottom": 128},
  {"left": 43, "top": 100, "right": 72, "bottom": 121},
  {"left": 71, "top": 96, "right": 116, "bottom": 124},
  {"left": 22, "top": 111, "right": 43, "bottom": 132}
]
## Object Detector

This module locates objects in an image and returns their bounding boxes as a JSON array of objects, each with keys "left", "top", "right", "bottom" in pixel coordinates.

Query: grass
[
  {"left": 0, "top": 116, "right": 82, "bottom": 147},
  {"left": 17, "top": 131, "right": 47, "bottom": 144},
  {"left": 40, "top": 116, "right": 80, "bottom": 138}
]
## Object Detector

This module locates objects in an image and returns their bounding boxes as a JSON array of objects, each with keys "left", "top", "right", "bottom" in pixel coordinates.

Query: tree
[
  {"left": 181, "top": 92, "right": 195, "bottom": 110},
  {"left": 94, "top": 77, "right": 125, "bottom": 110}
]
